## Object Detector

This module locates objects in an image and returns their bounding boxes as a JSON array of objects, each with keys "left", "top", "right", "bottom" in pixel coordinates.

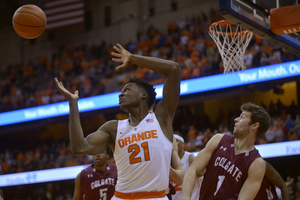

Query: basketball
[{"left": 12, "top": 4, "right": 47, "bottom": 39}]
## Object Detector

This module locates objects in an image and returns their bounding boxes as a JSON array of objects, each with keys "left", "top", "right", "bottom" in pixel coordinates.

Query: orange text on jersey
[{"left": 118, "top": 130, "right": 158, "bottom": 148}]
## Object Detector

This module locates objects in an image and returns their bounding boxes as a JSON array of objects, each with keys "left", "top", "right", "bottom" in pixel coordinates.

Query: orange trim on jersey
[{"left": 114, "top": 190, "right": 166, "bottom": 199}]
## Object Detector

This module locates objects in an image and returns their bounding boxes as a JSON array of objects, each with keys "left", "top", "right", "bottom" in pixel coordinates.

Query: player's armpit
[
  {"left": 191, "top": 134, "right": 223, "bottom": 175},
  {"left": 79, "top": 120, "right": 117, "bottom": 156},
  {"left": 238, "top": 158, "right": 266, "bottom": 200}
]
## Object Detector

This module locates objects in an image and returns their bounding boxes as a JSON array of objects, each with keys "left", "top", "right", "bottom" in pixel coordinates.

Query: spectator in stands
[
  {"left": 222, "top": 126, "right": 232, "bottom": 135},
  {"left": 0, "top": 189, "right": 3, "bottom": 200},
  {"left": 265, "top": 127, "right": 276, "bottom": 143},
  {"left": 288, "top": 177, "right": 297, "bottom": 200},
  {"left": 296, "top": 176, "right": 300, "bottom": 199},
  {"left": 195, "top": 130, "right": 205, "bottom": 150}
]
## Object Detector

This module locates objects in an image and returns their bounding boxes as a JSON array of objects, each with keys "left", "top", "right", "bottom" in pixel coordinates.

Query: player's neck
[
  {"left": 95, "top": 163, "right": 108, "bottom": 173},
  {"left": 234, "top": 137, "right": 255, "bottom": 154},
  {"left": 128, "top": 109, "right": 149, "bottom": 126}
]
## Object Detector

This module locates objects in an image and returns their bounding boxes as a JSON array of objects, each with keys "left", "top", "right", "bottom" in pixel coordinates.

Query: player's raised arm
[
  {"left": 111, "top": 43, "right": 181, "bottom": 118},
  {"left": 181, "top": 134, "right": 223, "bottom": 200},
  {"left": 54, "top": 78, "right": 114, "bottom": 156}
]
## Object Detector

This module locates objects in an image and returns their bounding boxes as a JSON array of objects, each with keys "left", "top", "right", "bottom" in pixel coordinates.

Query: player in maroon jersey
[
  {"left": 182, "top": 102, "right": 270, "bottom": 200},
  {"left": 254, "top": 161, "right": 289, "bottom": 200},
  {"left": 73, "top": 148, "right": 117, "bottom": 200}
]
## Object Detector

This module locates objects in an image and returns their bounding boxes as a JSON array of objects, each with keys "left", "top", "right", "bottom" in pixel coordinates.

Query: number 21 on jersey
[{"left": 128, "top": 142, "right": 150, "bottom": 164}]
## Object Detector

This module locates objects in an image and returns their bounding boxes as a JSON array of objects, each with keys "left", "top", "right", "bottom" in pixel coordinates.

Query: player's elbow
[
  {"left": 171, "top": 62, "right": 181, "bottom": 78},
  {"left": 71, "top": 150, "right": 82, "bottom": 157},
  {"left": 70, "top": 147, "right": 85, "bottom": 156},
  {"left": 170, "top": 168, "right": 184, "bottom": 185},
  {"left": 177, "top": 169, "right": 184, "bottom": 185}
]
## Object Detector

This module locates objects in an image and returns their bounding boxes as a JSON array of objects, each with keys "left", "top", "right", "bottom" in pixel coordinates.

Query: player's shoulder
[
  {"left": 76, "top": 171, "right": 82, "bottom": 180},
  {"left": 105, "top": 119, "right": 119, "bottom": 126},
  {"left": 188, "top": 152, "right": 196, "bottom": 165},
  {"left": 99, "top": 120, "right": 119, "bottom": 133},
  {"left": 251, "top": 157, "right": 266, "bottom": 167},
  {"left": 248, "top": 157, "right": 266, "bottom": 176},
  {"left": 204, "top": 133, "right": 225, "bottom": 151},
  {"left": 186, "top": 151, "right": 195, "bottom": 159},
  {"left": 108, "top": 162, "right": 117, "bottom": 169},
  {"left": 82, "top": 165, "right": 93, "bottom": 173},
  {"left": 210, "top": 133, "right": 225, "bottom": 143}
]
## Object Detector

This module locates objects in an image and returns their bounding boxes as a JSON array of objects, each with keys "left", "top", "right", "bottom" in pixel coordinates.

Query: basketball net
[{"left": 209, "top": 20, "right": 253, "bottom": 73}]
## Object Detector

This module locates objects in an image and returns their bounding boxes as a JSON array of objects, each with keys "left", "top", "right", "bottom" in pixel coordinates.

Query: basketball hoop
[{"left": 209, "top": 20, "right": 253, "bottom": 73}]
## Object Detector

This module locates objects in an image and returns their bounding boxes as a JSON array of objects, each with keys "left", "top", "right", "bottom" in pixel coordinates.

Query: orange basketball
[{"left": 12, "top": 4, "right": 47, "bottom": 39}]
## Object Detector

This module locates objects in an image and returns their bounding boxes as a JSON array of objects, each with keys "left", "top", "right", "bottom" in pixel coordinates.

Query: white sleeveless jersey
[
  {"left": 114, "top": 112, "right": 173, "bottom": 193},
  {"left": 171, "top": 151, "right": 203, "bottom": 200}
]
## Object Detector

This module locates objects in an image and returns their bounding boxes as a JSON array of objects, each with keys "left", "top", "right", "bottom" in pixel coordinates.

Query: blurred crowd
[
  {"left": 0, "top": 141, "right": 92, "bottom": 175},
  {"left": 286, "top": 176, "right": 300, "bottom": 200},
  {"left": 0, "top": 10, "right": 299, "bottom": 113}
]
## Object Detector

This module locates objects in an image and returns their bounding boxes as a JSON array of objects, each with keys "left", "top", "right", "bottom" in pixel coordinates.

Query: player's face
[
  {"left": 119, "top": 83, "right": 142, "bottom": 112},
  {"left": 233, "top": 111, "right": 251, "bottom": 138},
  {"left": 93, "top": 152, "right": 107, "bottom": 166}
]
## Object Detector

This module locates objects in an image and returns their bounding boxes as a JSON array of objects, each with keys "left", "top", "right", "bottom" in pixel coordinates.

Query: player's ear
[
  {"left": 251, "top": 122, "right": 260, "bottom": 130},
  {"left": 141, "top": 93, "right": 147, "bottom": 100}
]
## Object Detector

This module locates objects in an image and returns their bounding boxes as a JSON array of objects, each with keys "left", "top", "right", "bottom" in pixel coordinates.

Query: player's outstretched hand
[
  {"left": 54, "top": 78, "right": 79, "bottom": 101},
  {"left": 111, "top": 43, "right": 132, "bottom": 70}
]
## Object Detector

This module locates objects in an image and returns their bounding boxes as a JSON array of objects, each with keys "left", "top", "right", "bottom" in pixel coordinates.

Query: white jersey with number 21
[{"left": 114, "top": 112, "right": 173, "bottom": 193}]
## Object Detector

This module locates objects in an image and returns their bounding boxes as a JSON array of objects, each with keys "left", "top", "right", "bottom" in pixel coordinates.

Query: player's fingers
[
  {"left": 113, "top": 45, "right": 121, "bottom": 53},
  {"left": 116, "top": 64, "right": 125, "bottom": 70},
  {"left": 111, "top": 52, "right": 121, "bottom": 57},
  {"left": 117, "top": 43, "right": 124, "bottom": 50},
  {"left": 112, "top": 58, "right": 122, "bottom": 62},
  {"left": 59, "top": 81, "right": 64, "bottom": 88},
  {"left": 54, "top": 78, "right": 59, "bottom": 85}
]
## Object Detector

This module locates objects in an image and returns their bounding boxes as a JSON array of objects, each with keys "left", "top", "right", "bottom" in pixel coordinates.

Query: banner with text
[{"left": 1, "top": 60, "right": 300, "bottom": 126}]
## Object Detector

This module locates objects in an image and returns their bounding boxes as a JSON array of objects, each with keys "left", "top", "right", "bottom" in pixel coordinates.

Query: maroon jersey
[
  {"left": 199, "top": 134, "right": 261, "bottom": 200},
  {"left": 80, "top": 162, "right": 118, "bottom": 200},
  {"left": 254, "top": 177, "right": 279, "bottom": 200}
]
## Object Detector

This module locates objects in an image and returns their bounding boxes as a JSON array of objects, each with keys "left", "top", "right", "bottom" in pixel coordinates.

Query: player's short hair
[
  {"left": 241, "top": 102, "right": 270, "bottom": 138},
  {"left": 127, "top": 77, "right": 156, "bottom": 108},
  {"left": 0, "top": 189, "right": 3, "bottom": 197}
]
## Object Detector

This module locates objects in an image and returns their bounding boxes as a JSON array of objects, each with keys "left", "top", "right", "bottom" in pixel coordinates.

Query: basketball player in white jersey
[
  {"left": 55, "top": 43, "right": 183, "bottom": 200},
  {"left": 169, "top": 132, "right": 205, "bottom": 200}
]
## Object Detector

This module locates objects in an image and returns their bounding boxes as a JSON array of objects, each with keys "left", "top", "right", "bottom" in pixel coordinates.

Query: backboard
[{"left": 219, "top": 0, "right": 300, "bottom": 56}]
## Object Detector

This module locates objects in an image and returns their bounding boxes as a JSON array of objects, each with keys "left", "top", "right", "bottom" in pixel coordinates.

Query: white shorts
[{"left": 111, "top": 196, "right": 168, "bottom": 200}]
